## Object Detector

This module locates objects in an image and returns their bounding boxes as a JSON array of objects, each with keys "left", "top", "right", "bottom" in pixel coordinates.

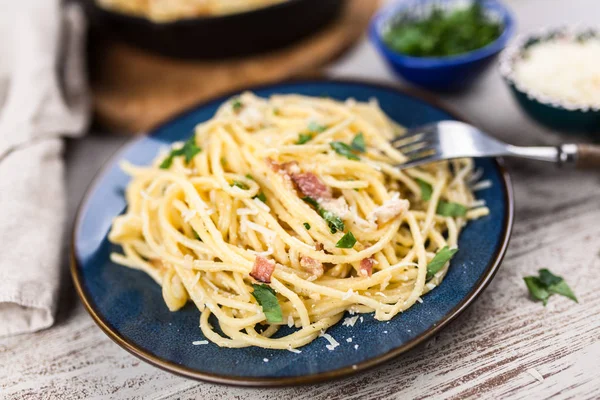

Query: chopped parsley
[
  {"left": 192, "top": 230, "right": 202, "bottom": 241},
  {"left": 302, "top": 196, "right": 345, "bottom": 234},
  {"left": 350, "top": 133, "right": 366, "bottom": 153},
  {"left": 159, "top": 136, "right": 202, "bottom": 169},
  {"left": 416, "top": 178, "right": 433, "bottom": 201},
  {"left": 436, "top": 201, "right": 468, "bottom": 217},
  {"left": 232, "top": 98, "right": 243, "bottom": 112},
  {"left": 336, "top": 231, "right": 357, "bottom": 248},
  {"left": 524, "top": 269, "right": 577, "bottom": 305},
  {"left": 254, "top": 192, "right": 267, "bottom": 202},
  {"left": 426, "top": 246, "right": 458, "bottom": 280},
  {"left": 245, "top": 174, "right": 254, "bottom": 180},
  {"left": 232, "top": 180, "right": 249, "bottom": 190},
  {"left": 383, "top": 3, "right": 503, "bottom": 58},
  {"left": 330, "top": 142, "right": 360, "bottom": 161},
  {"left": 296, "top": 133, "right": 313, "bottom": 145},
  {"left": 303, "top": 222, "right": 311, "bottom": 230},
  {"left": 308, "top": 121, "right": 327, "bottom": 133},
  {"left": 251, "top": 284, "right": 283, "bottom": 323}
]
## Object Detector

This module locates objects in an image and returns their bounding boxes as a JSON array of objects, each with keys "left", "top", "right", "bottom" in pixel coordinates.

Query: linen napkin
[{"left": 0, "top": 2, "right": 89, "bottom": 336}]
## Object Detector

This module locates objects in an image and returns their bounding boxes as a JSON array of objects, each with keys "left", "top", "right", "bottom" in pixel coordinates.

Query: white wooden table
[{"left": 1, "top": 0, "right": 599, "bottom": 398}]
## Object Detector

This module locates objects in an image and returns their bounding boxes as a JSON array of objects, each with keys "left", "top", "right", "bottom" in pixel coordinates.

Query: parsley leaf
[
  {"left": 426, "top": 246, "right": 458, "bottom": 280},
  {"left": 192, "top": 230, "right": 202, "bottom": 241},
  {"left": 251, "top": 284, "right": 283, "bottom": 323},
  {"left": 302, "top": 196, "right": 345, "bottom": 233},
  {"left": 548, "top": 280, "right": 578, "bottom": 303},
  {"left": 303, "top": 222, "right": 311, "bottom": 230},
  {"left": 524, "top": 269, "right": 577, "bottom": 305},
  {"left": 302, "top": 196, "right": 319, "bottom": 208},
  {"left": 254, "top": 192, "right": 267, "bottom": 202},
  {"left": 336, "top": 231, "right": 357, "bottom": 248},
  {"left": 350, "top": 133, "right": 366, "bottom": 153},
  {"left": 296, "top": 133, "right": 313, "bottom": 145},
  {"left": 330, "top": 142, "right": 360, "bottom": 161},
  {"left": 524, "top": 277, "right": 550, "bottom": 305},
  {"left": 538, "top": 268, "right": 562, "bottom": 287},
  {"left": 320, "top": 209, "right": 345, "bottom": 234},
  {"left": 232, "top": 98, "right": 243, "bottom": 112},
  {"left": 416, "top": 178, "right": 433, "bottom": 201},
  {"left": 159, "top": 136, "right": 202, "bottom": 169},
  {"left": 436, "top": 201, "right": 468, "bottom": 217},
  {"left": 232, "top": 180, "right": 249, "bottom": 190},
  {"left": 308, "top": 121, "right": 327, "bottom": 133}
]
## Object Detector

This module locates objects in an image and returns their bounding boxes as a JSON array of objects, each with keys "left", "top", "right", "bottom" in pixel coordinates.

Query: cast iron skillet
[{"left": 78, "top": 0, "right": 346, "bottom": 59}]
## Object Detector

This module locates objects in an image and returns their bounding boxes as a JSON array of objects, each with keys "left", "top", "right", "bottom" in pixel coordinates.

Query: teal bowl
[{"left": 499, "top": 28, "right": 600, "bottom": 135}]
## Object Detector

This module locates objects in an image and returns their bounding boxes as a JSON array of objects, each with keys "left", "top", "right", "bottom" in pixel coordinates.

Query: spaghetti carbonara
[
  {"left": 97, "top": 0, "right": 288, "bottom": 22},
  {"left": 108, "top": 93, "right": 489, "bottom": 349}
]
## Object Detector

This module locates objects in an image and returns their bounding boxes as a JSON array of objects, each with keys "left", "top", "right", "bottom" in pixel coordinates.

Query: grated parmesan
[
  {"left": 471, "top": 179, "right": 492, "bottom": 191},
  {"left": 527, "top": 368, "right": 544, "bottom": 383},
  {"left": 512, "top": 38, "right": 600, "bottom": 109},
  {"left": 342, "top": 316, "right": 359, "bottom": 327},
  {"left": 192, "top": 340, "right": 208, "bottom": 345},
  {"left": 319, "top": 330, "right": 340, "bottom": 351},
  {"left": 342, "top": 289, "right": 355, "bottom": 300}
]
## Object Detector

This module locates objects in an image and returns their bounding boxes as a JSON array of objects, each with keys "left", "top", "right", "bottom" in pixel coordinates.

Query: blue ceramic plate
[{"left": 72, "top": 79, "right": 514, "bottom": 386}]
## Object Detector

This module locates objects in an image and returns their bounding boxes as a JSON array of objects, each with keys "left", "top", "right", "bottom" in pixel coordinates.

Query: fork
[{"left": 393, "top": 121, "right": 600, "bottom": 170}]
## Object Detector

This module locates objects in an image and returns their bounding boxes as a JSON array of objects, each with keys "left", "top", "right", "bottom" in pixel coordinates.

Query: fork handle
[{"left": 560, "top": 144, "right": 600, "bottom": 169}]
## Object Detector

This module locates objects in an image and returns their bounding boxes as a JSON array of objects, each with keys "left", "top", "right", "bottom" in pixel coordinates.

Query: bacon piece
[
  {"left": 315, "top": 242, "right": 324, "bottom": 251},
  {"left": 360, "top": 257, "right": 375, "bottom": 277},
  {"left": 300, "top": 256, "right": 324, "bottom": 278},
  {"left": 291, "top": 172, "right": 332, "bottom": 200},
  {"left": 369, "top": 196, "right": 410, "bottom": 225},
  {"left": 250, "top": 255, "right": 276, "bottom": 283}
]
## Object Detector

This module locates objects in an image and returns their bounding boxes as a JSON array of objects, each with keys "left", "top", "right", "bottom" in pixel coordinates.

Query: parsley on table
[
  {"left": 336, "top": 231, "right": 357, "bottom": 248},
  {"left": 159, "top": 136, "right": 202, "bottom": 169},
  {"left": 416, "top": 178, "right": 433, "bottom": 201},
  {"left": 350, "top": 133, "right": 366, "bottom": 153},
  {"left": 251, "top": 284, "right": 283, "bottom": 323},
  {"left": 524, "top": 269, "right": 577, "bottom": 305},
  {"left": 436, "top": 201, "right": 468, "bottom": 217},
  {"left": 330, "top": 142, "right": 360, "bottom": 161},
  {"left": 426, "top": 246, "right": 458, "bottom": 280}
]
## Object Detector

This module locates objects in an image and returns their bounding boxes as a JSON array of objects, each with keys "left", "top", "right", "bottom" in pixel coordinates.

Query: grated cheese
[
  {"left": 513, "top": 38, "right": 600, "bottom": 109},
  {"left": 319, "top": 330, "right": 340, "bottom": 351},
  {"left": 471, "top": 179, "right": 492, "bottom": 191},
  {"left": 342, "top": 316, "right": 359, "bottom": 327},
  {"left": 527, "top": 368, "right": 544, "bottom": 383},
  {"left": 192, "top": 340, "right": 208, "bottom": 345}
]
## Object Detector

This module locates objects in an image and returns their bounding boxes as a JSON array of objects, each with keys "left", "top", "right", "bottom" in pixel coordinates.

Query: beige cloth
[{"left": 0, "top": 3, "right": 89, "bottom": 337}]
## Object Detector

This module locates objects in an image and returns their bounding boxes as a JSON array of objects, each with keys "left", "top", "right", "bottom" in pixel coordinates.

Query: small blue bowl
[{"left": 370, "top": 0, "right": 515, "bottom": 91}]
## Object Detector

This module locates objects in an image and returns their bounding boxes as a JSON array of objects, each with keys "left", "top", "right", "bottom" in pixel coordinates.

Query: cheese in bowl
[{"left": 506, "top": 31, "right": 600, "bottom": 110}]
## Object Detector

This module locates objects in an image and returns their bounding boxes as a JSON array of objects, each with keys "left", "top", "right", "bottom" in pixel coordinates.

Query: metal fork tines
[{"left": 391, "top": 120, "right": 600, "bottom": 170}]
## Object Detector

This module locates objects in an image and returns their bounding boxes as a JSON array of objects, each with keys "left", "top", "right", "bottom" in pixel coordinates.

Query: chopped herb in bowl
[{"left": 383, "top": 2, "right": 503, "bottom": 58}]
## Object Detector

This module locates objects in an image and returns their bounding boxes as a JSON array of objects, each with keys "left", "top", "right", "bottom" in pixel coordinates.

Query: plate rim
[{"left": 70, "top": 77, "right": 514, "bottom": 387}]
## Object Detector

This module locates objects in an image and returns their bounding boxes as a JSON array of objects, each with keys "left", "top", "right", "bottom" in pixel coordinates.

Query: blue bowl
[{"left": 370, "top": 0, "right": 515, "bottom": 91}]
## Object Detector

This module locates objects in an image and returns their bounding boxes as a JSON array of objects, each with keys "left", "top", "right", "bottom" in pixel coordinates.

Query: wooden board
[{"left": 91, "top": 0, "right": 379, "bottom": 133}]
